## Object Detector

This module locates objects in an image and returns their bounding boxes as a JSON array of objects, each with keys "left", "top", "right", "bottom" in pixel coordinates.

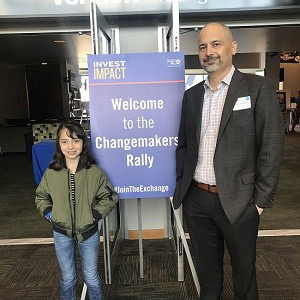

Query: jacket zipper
[{"left": 68, "top": 170, "right": 77, "bottom": 242}]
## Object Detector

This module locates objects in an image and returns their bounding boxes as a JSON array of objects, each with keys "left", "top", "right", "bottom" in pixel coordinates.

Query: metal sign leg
[
  {"left": 137, "top": 198, "right": 144, "bottom": 278},
  {"left": 170, "top": 198, "right": 201, "bottom": 297}
]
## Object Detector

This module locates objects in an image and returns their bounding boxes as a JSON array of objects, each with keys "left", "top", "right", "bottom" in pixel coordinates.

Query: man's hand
[{"left": 255, "top": 205, "right": 264, "bottom": 215}]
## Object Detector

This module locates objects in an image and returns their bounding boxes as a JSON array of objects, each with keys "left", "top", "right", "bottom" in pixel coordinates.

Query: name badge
[{"left": 233, "top": 96, "right": 251, "bottom": 111}]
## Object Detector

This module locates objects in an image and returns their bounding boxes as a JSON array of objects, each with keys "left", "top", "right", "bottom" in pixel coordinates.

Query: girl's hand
[
  {"left": 45, "top": 211, "right": 52, "bottom": 223},
  {"left": 255, "top": 205, "right": 264, "bottom": 215}
]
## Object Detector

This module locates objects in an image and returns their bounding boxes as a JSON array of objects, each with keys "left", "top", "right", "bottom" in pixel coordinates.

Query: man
[{"left": 173, "top": 22, "right": 284, "bottom": 300}]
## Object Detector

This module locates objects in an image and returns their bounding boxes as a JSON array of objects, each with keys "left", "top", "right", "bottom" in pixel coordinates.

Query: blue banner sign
[{"left": 88, "top": 52, "right": 185, "bottom": 198}]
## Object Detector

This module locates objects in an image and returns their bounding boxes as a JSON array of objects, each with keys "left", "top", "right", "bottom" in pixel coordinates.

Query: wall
[
  {"left": 120, "top": 26, "right": 158, "bottom": 53},
  {"left": 0, "top": 62, "right": 28, "bottom": 125},
  {"left": 123, "top": 198, "right": 168, "bottom": 239},
  {"left": 281, "top": 62, "right": 300, "bottom": 98}
]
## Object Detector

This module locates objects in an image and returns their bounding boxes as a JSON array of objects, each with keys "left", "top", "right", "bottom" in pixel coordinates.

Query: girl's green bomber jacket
[{"left": 35, "top": 164, "right": 118, "bottom": 242}]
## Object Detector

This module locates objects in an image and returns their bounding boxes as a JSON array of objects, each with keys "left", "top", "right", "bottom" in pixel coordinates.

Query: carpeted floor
[
  {"left": 259, "top": 132, "right": 300, "bottom": 230},
  {"left": 0, "top": 153, "right": 52, "bottom": 239},
  {"left": 0, "top": 237, "right": 299, "bottom": 300}
]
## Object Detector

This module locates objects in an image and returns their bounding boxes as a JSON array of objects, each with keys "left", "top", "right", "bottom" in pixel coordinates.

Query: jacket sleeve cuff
[
  {"left": 256, "top": 205, "right": 266, "bottom": 209},
  {"left": 92, "top": 209, "right": 102, "bottom": 222},
  {"left": 253, "top": 191, "right": 274, "bottom": 208},
  {"left": 254, "top": 197, "right": 272, "bottom": 207},
  {"left": 43, "top": 207, "right": 52, "bottom": 217}
]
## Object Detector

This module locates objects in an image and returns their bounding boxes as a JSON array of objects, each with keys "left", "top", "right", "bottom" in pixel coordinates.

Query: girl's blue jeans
[{"left": 53, "top": 230, "right": 104, "bottom": 300}]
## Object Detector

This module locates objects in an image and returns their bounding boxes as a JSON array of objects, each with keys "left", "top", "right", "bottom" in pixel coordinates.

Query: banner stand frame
[
  {"left": 169, "top": 197, "right": 201, "bottom": 297},
  {"left": 137, "top": 198, "right": 144, "bottom": 278},
  {"left": 88, "top": 0, "right": 199, "bottom": 295}
]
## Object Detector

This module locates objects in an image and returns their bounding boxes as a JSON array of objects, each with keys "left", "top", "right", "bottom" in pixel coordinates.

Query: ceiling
[
  {"left": 0, "top": 3, "right": 299, "bottom": 69},
  {"left": 0, "top": 25, "right": 300, "bottom": 69}
]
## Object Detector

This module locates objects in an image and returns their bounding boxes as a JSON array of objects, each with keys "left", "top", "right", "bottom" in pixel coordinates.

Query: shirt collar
[{"left": 204, "top": 65, "right": 235, "bottom": 91}]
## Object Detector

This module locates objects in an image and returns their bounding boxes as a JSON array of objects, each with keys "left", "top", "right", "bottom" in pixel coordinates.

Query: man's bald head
[{"left": 199, "top": 22, "right": 234, "bottom": 43}]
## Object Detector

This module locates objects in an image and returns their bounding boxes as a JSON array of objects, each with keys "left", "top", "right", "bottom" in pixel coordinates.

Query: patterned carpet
[{"left": 0, "top": 237, "right": 299, "bottom": 300}]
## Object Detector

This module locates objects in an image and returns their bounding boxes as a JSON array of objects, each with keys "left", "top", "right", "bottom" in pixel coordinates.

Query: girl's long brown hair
[{"left": 49, "top": 121, "right": 96, "bottom": 171}]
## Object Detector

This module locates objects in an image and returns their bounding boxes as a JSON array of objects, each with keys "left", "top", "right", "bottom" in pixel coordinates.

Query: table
[{"left": 32, "top": 140, "right": 56, "bottom": 184}]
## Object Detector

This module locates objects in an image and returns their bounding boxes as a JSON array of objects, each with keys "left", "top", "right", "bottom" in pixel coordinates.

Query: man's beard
[{"left": 201, "top": 56, "right": 221, "bottom": 73}]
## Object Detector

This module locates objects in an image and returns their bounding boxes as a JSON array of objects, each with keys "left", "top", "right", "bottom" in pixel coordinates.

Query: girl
[{"left": 35, "top": 121, "right": 118, "bottom": 300}]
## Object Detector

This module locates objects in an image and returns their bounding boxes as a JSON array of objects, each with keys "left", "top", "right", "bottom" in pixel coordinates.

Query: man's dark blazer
[{"left": 173, "top": 69, "right": 285, "bottom": 224}]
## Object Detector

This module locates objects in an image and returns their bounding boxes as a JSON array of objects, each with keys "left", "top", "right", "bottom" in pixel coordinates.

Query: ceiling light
[
  {"left": 42, "top": 62, "right": 48, "bottom": 65},
  {"left": 54, "top": 40, "right": 66, "bottom": 43}
]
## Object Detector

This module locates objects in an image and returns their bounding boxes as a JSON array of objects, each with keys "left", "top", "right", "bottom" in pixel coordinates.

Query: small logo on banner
[{"left": 167, "top": 59, "right": 181, "bottom": 67}]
